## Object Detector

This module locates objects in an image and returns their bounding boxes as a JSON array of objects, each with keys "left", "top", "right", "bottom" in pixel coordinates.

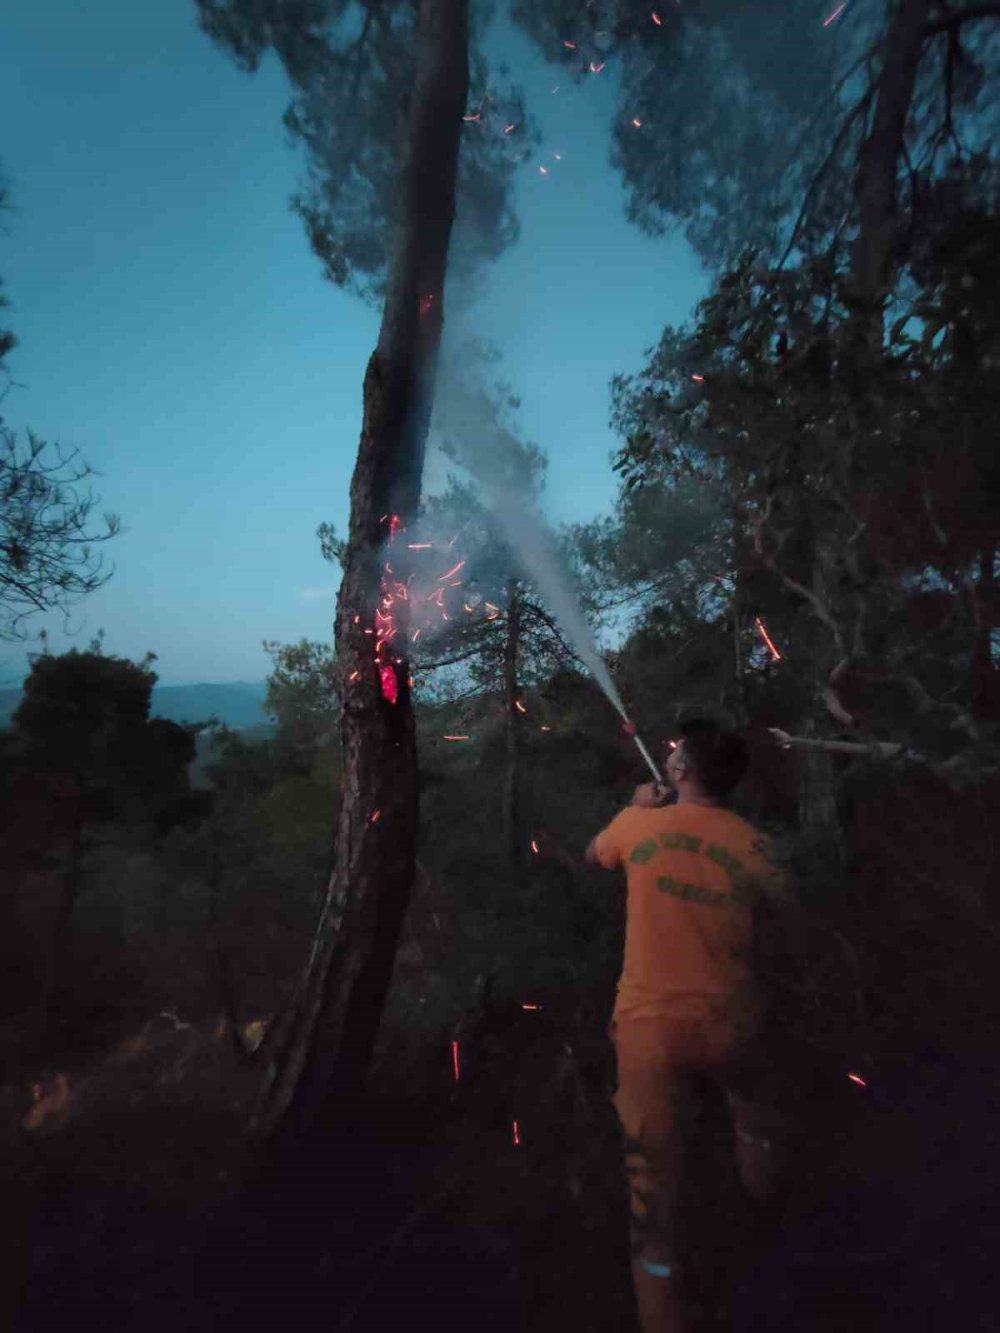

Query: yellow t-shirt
[{"left": 594, "top": 803, "right": 778, "bottom": 1023}]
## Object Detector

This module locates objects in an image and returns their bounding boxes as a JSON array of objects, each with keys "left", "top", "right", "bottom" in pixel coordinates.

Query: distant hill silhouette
[{"left": 0, "top": 680, "right": 274, "bottom": 733}]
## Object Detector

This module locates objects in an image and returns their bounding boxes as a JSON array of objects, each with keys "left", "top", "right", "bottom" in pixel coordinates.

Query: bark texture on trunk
[
  {"left": 971, "top": 544, "right": 998, "bottom": 720},
  {"left": 254, "top": 0, "right": 469, "bottom": 1143},
  {"left": 848, "top": 0, "right": 932, "bottom": 356},
  {"left": 502, "top": 578, "right": 522, "bottom": 868}
]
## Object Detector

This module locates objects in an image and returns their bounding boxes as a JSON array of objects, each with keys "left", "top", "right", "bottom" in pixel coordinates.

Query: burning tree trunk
[
  {"left": 252, "top": 0, "right": 469, "bottom": 1143},
  {"left": 502, "top": 577, "right": 523, "bottom": 867}
]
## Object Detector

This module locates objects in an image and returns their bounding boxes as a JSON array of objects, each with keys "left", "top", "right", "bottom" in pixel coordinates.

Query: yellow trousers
[{"left": 609, "top": 1004, "right": 762, "bottom": 1333}]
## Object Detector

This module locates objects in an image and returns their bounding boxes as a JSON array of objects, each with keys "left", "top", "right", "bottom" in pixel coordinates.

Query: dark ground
[{"left": 7, "top": 1015, "right": 1000, "bottom": 1332}]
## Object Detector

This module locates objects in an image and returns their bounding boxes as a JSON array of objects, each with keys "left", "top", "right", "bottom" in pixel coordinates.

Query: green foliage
[
  {"left": 610, "top": 175, "right": 1000, "bottom": 771},
  {"left": 260, "top": 635, "right": 338, "bottom": 758}
]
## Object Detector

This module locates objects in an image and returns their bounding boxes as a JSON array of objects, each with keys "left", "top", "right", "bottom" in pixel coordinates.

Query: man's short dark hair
[{"left": 678, "top": 718, "right": 748, "bottom": 798}]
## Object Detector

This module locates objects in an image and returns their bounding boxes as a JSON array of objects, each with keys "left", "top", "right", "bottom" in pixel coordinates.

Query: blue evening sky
[{"left": 0, "top": 1, "right": 706, "bottom": 687}]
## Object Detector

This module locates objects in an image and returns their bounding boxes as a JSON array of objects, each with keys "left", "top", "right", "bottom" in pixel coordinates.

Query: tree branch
[
  {"left": 924, "top": 3, "right": 1000, "bottom": 35},
  {"left": 778, "top": 83, "right": 878, "bottom": 271}
]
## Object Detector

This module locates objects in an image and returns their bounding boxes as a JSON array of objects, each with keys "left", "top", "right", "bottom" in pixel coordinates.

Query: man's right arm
[{"left": 586, "top": 808, "right": 631, "bottom": 870}]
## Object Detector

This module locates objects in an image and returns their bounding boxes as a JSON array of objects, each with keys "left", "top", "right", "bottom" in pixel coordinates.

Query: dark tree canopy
[
  {"left": 10, "top": 640, "right": 204, "bottom": 829},
  {"left": 515, "top": 0, "right": 1000, "bottom": 271},
  {"left": 196, "top": 0, "right": 537, "bottom": 300}
]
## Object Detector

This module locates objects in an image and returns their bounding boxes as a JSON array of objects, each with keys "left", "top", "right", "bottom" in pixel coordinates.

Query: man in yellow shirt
[{"left": 586, "top": 718, "right": 783, "bottom": 1333}]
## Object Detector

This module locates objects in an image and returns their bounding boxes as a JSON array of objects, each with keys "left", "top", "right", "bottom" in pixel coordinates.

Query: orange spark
[
  {"left": 754, "top": 616, "right": 782, "bottom": 662},
  {"left": 370, "top": 809, "right": 381, "bottom": 825},
  {"left": 521, "top": 1003, "right": 542, "bottom": 1011},
  {"left": 504, "top": 123, "right": 515, "bottom": 134},
  {"left": 349, "top": 670, "right": 361, "bottom": 682},
  {"left": 407, "top": 543, "right": 432, "bottom": 549},
  {"left": 691, "top": 373, "right": 704, "bottom": 381},
  {"left": 515, "top": 700, "right": 527, "bottom": 714},
  {"left": 540, "top": 725, "right": 551, "bottom": 732},
  {"left": 563, "top": 39, "right": 576, "bottom": 49},
  {"left": 451, "top": 1040, "right": 461, "bottom": 1081},
  {"left": 589, "top": 60, "right": 605, "bottom": 73},
  {"left": 530, "top": 839, "right": 540, "bottom": 854},
  {"left": 443, "top": 735, "right": 469, "bottom": 741},
  {"left": 652, "top": 10, "right": 663, "bottom": 23},
  {"left": 354, "top": 615, "right": 361, "bottom": 624},
  {"left": 462, "top": 112, "right": 482, "bottom": 122},
  {"left": 437, "top": 560, "right": 466, "bottom": 581},
  {"left": 512, "top": 1120, "right": 520, "bottom": 1146},
  {"left": 464, "top": 603, "right": 474, "bottom": 613},
  {"left": 823, "top": 1, "right": 846, "bottom": 24},
  {"left": 848, "top": 1071, "right": 867, "bottom": 1087},
  {"left": 632, "top": 118, "right": 642, "bottom": 128},
  {"left": 412, "top": 629, "right": 421, "bottom": 642}
]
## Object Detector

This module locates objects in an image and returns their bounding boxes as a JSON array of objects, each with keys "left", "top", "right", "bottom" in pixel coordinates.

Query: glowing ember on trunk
[
  {"left": 419, "top": 293, "right": 434, "bottom": 317},
  {"left": 512, "top": 1120, "right": 520, "bottom": 1146},
  {"left": 370, "top": 809, "right": 381, "bottom": 825},
  {"left": 754, "top": 616, "right": 782, "bottom": 661},
  {"left": 380, "top": 664, "right": 398, "bottom": 702},
  {"left": 451, "top": 1040, "right": 460, "bottom": 1080},
  {"left": 349, "top": 670, "right": 361, "bottom": 682},
  {"left": 515, "top": 700, "right": 527, "bottom": 714}
]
